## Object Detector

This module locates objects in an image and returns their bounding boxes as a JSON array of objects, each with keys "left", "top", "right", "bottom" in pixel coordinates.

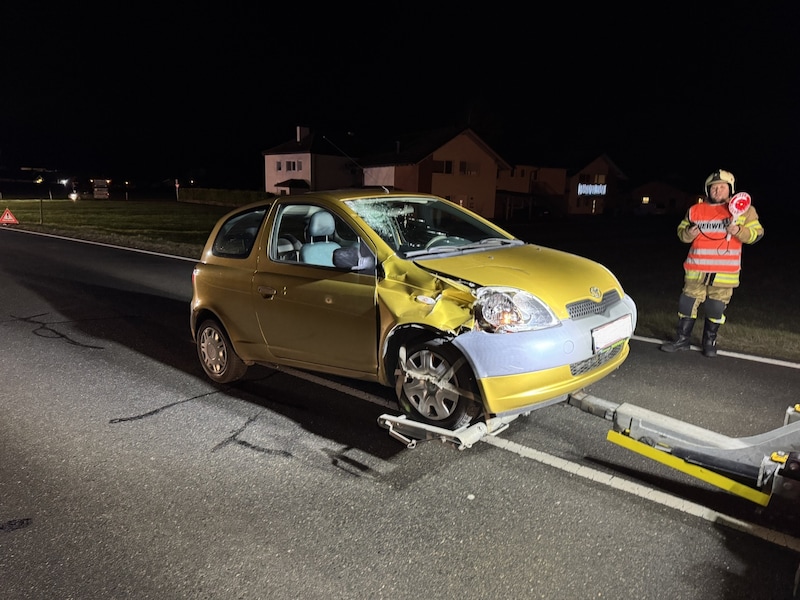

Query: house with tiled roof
[
  {"left": 262, "top": 126, "right": 362, "bottom": 195},
  {"left": 565, "top": 153, "right": 628, "bottom": 216},
  {"left": 356, "top": 126, "right": 511, "bottom": 219},
  {"left": 262, "top": 125, "right": 511, "bottom": 219}
]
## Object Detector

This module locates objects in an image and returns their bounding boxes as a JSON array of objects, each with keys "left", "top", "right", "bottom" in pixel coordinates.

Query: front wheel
[
  {"left": 395, "top": 339, "right": 480, "bottom": 429},
  {"left": 196, "top": 319, "right": 247, "bottom": 383}
]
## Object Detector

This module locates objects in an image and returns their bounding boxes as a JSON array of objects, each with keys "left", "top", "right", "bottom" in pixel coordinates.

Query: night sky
[{"left": 2, "top": 4, "right": 797, "bottom": 205}]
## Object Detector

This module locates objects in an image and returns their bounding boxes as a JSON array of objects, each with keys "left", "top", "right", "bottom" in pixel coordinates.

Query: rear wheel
[
  {"left": 396, "top": 339, "right": 480, "bottom": 429},
  {"left": 196, "top": 319, "right": 247, "bottom": 383}
]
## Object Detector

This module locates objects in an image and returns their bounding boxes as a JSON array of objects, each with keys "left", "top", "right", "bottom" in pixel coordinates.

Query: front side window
[{"left": 270, "top": 203, "right": 363, "bottom": 268}]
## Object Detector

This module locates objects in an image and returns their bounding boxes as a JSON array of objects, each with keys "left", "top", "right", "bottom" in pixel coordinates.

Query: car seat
[{"left": 299, "top": 211, "right": 341, "bottom": 266}]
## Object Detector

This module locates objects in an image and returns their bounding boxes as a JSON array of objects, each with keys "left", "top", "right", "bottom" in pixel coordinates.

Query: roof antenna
[{"left": 322, "top": 135, "right": 389, "bottom": 193}]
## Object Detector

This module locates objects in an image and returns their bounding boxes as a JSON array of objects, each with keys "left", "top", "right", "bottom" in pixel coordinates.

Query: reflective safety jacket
[{"left": 677, "top": 201, "right": 764, "bottom": 287}]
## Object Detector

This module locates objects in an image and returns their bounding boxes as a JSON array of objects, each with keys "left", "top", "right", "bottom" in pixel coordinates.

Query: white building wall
[
  {"left": 265, "top": 152, "right": 311, "bottom": 194},
  {"left": 362, "top": 166, "right": 395, "bottom": 188}
]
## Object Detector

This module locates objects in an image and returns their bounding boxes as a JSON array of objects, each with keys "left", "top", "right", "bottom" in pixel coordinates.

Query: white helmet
[{"left": 704, "top": 169, "right": 735, "bottom": 197}]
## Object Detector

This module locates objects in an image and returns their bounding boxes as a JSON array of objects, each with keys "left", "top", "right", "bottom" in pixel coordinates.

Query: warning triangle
[{"left": 1, "top": 208, "right": 19, "bottom": 225}]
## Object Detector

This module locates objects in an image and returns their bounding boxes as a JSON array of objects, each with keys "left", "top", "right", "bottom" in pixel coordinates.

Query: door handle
[{"left": 258, "top": 285, "right": 277, "bottom": 299}]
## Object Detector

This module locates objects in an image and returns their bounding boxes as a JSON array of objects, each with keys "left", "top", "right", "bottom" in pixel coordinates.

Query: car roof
[
  {"left": 234, "top": 189, "right": 441, "bottom": 213},
  {"left": 300, "top": 188, "right": 440, "bottom": 203}
]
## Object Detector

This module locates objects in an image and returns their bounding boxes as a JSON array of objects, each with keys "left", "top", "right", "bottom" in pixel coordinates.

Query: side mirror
[{"left": 333, "top": 244, "right": 376, "bottom": 273}]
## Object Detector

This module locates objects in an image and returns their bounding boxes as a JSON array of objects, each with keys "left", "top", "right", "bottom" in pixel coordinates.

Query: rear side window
[{"left": 212, "top": 207, "right": 267, "bottom": 258}]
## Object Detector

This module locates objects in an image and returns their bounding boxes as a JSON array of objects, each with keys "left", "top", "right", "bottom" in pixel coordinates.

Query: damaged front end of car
[{"left": 375, "top": 249, "right": 637, "bottom": 443}]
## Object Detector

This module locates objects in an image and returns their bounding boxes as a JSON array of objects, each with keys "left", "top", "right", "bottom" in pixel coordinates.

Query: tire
[
  {"left": 196, "top": 319, "right": 247, "bottom": 383},
  {"left": 396, "top": 339, "right": 480, "bottom": 429}
]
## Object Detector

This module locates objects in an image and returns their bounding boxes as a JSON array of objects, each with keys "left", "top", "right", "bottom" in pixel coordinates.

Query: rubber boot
[
  {"left": 702, "top": 319, "right": 721, "bottom": 358},
  {"left": 660, "top": 317, "right": 695, "bottom": 352}
]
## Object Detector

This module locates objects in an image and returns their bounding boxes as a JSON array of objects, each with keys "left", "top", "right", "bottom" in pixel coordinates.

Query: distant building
[
  {"left": 630, "top": 180, "right": 696, "bottom": 216},
  {"left": 262, "top": 126, "right": 632, "bottom": 220},
  {"left": 358, "top": 126, "right": 510, "bottom": 219},
  {"left": 496, "top": 164, "right": 567, "bottom": 220},
  {"left": 263, "top": 126, "right": 510, "bottom": 219},
  {"left": 262, "top": 126, "right": 361, "bottom": 195},
  {"left": 564, "top": 154, "right": 627, "bottom": 216}
]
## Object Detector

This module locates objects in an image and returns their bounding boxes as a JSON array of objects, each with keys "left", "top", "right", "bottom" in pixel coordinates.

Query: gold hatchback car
[{"left": 191, "top": 189, "right": 637, "bottom": 430}]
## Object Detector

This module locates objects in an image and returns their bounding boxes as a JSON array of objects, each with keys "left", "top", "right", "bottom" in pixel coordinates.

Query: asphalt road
[{"left": 2, "top": 227, "right": 800, "bottom": 599}]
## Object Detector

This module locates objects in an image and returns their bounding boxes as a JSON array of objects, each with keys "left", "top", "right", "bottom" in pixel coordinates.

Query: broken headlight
[{"left": 474, "top": 286, "right": 559, "bottom": 333}]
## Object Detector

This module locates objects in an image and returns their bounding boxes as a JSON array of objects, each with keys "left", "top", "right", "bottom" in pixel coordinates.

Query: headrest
[{"left": 308, "top": 211, "right": 336, "bottom": 238}]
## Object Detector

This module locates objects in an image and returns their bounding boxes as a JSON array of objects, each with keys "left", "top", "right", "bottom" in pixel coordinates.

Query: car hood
[{"left": 411, "top": 244, "right": 624, "bottom": 314}]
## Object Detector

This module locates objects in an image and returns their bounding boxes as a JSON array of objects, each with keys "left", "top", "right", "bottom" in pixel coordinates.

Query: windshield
[{"left": 346, "top": 196, "right": 519, "bottom": 258}]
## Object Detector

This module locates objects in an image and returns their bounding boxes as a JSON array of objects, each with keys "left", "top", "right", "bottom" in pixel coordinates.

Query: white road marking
[
  {"left": 482, "top": 434, "right": 800, "bottom": 553},
  {"left": 276, "top": 365, "right": 397, "bottom": 409},
  {"left": 633, "top": 334, "right": 800, "bottom": 369},
  {"left": 2, "top": 228, "right": 198, "bottom": 261},
  {"left": 282, "top": 363, "right": 800, "bottom": 552}
]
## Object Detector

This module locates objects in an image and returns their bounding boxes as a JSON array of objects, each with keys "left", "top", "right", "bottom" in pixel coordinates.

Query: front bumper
[
  {"left": 476, "top": 342, "right": 629, "bottom": 416},
  {"left": 452, "top": 294, "right": 636, "bottom": 416}
]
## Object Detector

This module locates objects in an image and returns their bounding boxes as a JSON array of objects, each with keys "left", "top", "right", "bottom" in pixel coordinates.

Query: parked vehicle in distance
[
  {"left": 91, "top": 178, "right": 110, "bottom": 199},
  {"left": 190, "top": 189, "right": 637, "bottom": 429}
]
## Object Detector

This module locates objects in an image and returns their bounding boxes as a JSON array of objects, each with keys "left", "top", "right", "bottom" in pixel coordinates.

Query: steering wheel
[
  {"left": 424, "top": 235, "right": 449, "bottom": 249},
  {"left": 425, "top": 235, "right": 469, "bottom": 249}
]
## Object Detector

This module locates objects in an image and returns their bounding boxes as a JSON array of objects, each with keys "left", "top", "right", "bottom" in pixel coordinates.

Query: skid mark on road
[
  {"left": 109, "top": 389, "right": 222, "bottom": 423},
  {"left": 212, "top": 413, "right": 293, "bottom": 457},
  {"left": 10, "top": 312, "right": 104, "bottom": 349},
  {"left": 0, "top": 518, "right": 32, "bottom": 533}
]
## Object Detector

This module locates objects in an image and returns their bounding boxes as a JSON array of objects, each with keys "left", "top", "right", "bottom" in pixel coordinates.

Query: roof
[
  {"left": 357, "top": 126, "right": 512, "bottom": 170},
  {"left": 274, "top": 178, "right": 310, "bottom": 189},
  {"left": 263, "top": 130, "right": 363, "bottom": 158},
  {"left": 565, "top": 152, "right": 628, "bottom": 180}
]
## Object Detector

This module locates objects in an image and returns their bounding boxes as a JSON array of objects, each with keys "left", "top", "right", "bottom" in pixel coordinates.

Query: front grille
[
  {"left": 566, "top": 289, "right": 621, "bottom": 319},
  {"left": 570, "top": 342, "right": 624, "bottom": 377}
]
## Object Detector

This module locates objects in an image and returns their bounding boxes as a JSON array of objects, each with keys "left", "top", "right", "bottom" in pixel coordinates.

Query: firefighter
[{"left": 660, "top": 169, "right": 765, "bottom": 357}]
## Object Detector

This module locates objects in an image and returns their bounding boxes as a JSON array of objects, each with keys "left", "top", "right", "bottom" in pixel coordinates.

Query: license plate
[{"left": 592, "top": 315, "right": 633, "bottom": 352}]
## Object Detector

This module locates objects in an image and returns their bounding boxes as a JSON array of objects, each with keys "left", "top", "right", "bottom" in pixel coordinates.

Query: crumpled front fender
[
  {"left": 378, "top": 255, "right": 475, "bottom": 333},
  {"left": 375, "top": 255, "right": 476, "bottom": 385}
]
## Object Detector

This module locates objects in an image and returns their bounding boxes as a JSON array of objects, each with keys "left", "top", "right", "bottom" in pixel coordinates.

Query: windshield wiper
[
  {"left": 404, "top": 238, "right": 523, "bottom": 258},
  {"left": 456, "top": 238, "right": 524, "bottom": 250}
]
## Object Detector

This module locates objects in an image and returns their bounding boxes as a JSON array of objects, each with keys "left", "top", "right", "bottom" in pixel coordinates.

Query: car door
[{"left": 251, "top": 203, "right": 378, "bottom": 375}]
